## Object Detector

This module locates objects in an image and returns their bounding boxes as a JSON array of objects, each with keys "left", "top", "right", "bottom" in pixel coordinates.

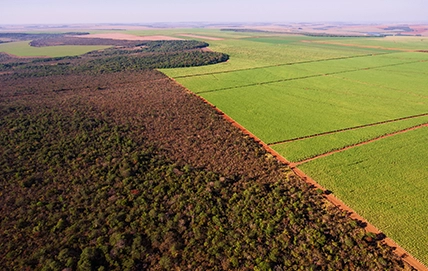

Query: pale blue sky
[{"left": 1, "top": 0, "right": 427, "bottom": 25}]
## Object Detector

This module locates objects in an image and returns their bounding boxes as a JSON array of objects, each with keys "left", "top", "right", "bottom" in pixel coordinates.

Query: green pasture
[
  {"left": 173, "top": 53, "right": 423, "bottom": 94},
  {"left": 199, "top": 75, "right": 427, "bottom": 143},
  {"left": 124, "top": 28, "right": 264, "bottom": 40},
  {"left": 164, "top": 34, "right": 428, "bottom": 266},
  {"left": 161, "top": 38, "right": 391, "bottom": 78},
  {"left": 272, "top": 115, "right": 428, "bottom": 162},
  {"left": 336, "top": 68, "right": 428, "bottom": 97},
  {"left": 313, "top": 36, "right": 428, "bottom": 50},
  {"left": 0, "top": 41, "right": 110, "bottom": 57},
  {"left": 299, "top": 127, "right": 428, "bottom": 265}
]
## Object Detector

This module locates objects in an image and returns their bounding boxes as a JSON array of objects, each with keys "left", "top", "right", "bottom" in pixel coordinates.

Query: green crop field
[
  {"left": 162, "top": 31, "right": 428, "bottom": 266},
  {"left": 310, "top": 36, "right": 428, "bottom": 50},
  {"left": 299, "top": 127, "right": 428, "bottom": 264},
  {"left": 271, "top": 115, "right": 428, "bottom": 162},
  {"left": 0, "top": 41, "right": 110, "bottom": 57}
]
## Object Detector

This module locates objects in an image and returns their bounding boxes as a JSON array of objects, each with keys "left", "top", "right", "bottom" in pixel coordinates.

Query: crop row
[
  {"left": 161, "top": 38, "right": 391, "bottom": 78},
  {"left": 0, "top": 67, "right": 409, "bottom": 270},
  {"left": 271, "top": 115, "right": 428, "bottom": 162},
  {"left": 0, "top": 41, "right": 110, "bottom": 57},
  {"left": 164, "top": 33, "right": 428, "bottom": 268},
  {"left": 299, "top": 127, "right": 428, "bottom": 265},
  {"left": 198, "top": 74, "right": 427, "bottom": 143}
]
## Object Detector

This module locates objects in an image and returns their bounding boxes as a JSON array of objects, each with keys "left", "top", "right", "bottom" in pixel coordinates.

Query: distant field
[
  {"left": 309, "top": 36, "right": 428, "bottom": 50},
  {"left": 161, "top": 38, "right": 391, "bottom": 78},
  {"left": 163, "top": 32, "right": 428, "bottom": 266},
  {"left": 271, "top": 115, "right": 428, "bottom": 162},
  {"left": 0, "top": 41, "right": 110, "bottom": 57}
]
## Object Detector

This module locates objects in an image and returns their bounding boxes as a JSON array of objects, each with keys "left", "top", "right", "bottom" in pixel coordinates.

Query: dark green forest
[{"left": 0, "top": 35, "right": 412, "bottom": 270}]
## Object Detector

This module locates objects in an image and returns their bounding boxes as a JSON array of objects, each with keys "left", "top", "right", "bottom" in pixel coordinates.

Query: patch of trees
[
  {"left": 303, "top": 33, "right": 385, "bottom": 38},
  {"left": 0, "top": 36, "right": 412, "bottom": 270},
  {"left": 383, "top": 26, "right": 413, "bottom": 32},
  {"left": 85, "top": 51, "right": 228, "bottom": 72},
  {"left": 0, "top": 52, "right": 13, "bottom": 62},
  {"left": 1, "top": 40, "right": 228, "bottom": 78},
  {"left": 0, "top": 32, "right": 89, "bottom": 42},
  {"left": 29, "top": 37, "right": 137, "bottom": 47},
  {"left": 85, "top": 40, "right": 210, "bottom": 57},
  {"left": 0, "top": 69, "right": 412, "bottom": 270}
]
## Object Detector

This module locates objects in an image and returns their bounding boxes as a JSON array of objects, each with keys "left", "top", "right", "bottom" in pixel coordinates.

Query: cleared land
[
  {"left": 0, "top": 40, "right": 110, "bottom": 57},
  {"left": 163, "top": 32, "right": 428, "bottom": 267}
]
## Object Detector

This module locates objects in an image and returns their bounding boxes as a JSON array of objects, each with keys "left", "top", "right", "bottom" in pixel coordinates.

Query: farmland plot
[
  {"left": 164, "top": 33, "right": 428, "bottom": 266},
  {"left": 299, "top": 127, "right": 428, "bottom": 265},
  {"left": 0, "top": 40, "right": 110, "bottom": 57}
]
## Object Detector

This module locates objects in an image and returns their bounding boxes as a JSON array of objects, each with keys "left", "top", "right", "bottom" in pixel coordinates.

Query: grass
[
  {"left": 311, "top": 36, "right": 428, "bottom": 50},
  {"left": 124, "top": 28, "right": 261, "bottom": 40},
  {"left": 173, "top": 53, "right": 423, "bottom": 94},
  {"left": 161, "top": 37, "right": 391, "bottom": 78},
  {"left": 0, "top": 41, "right": 110, "bottom": 57},
  {"left": 199, "top": 74, "right": 427, "bottom": 144},
  {"left": 299, "top": 126, "right": 428, "bottom": 265},
  {"left": 271, "top": 115, "right": 428, "bottom": 162},
  {"left": 336, "top": 68, "right": 428, "bottom": 97}
]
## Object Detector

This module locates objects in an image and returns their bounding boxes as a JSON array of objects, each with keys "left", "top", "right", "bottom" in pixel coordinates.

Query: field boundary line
[
  {"left": 173, "top": 52, "right": 395, "bottom": 79},
  {"left": 195, "top": 60, "right": 423, "bottom": 94},
  {"left": 291, "top": 123, "right": 428, "bottom": 167},
  {"left": 167, "top": 76, "right": 428, "bottom": 271},
  {"left": 268, "top": 112, "right": 428, "bottom": 146},
  {"left": 291, "top": 167, "right": 428, "bottom": 271}
]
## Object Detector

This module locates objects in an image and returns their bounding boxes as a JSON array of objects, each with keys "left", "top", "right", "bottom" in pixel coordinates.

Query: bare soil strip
[
  {"left": 179, "top": 34, "right": 224, "bottom": 40},
  {"left": 169, "top": 78, "right": 428, "bottom": 271},
  {"left": 291, "top": 123, "right": 428, "bottom": 167},
  {"left": 173, "top": 52, "right": 394, "bottom": 79},
  {"left": 196, "top": 60, "right": 422, "bottom": 95},
  {"left": 269, "top": 112, "right": 428, "bottom": 146}
]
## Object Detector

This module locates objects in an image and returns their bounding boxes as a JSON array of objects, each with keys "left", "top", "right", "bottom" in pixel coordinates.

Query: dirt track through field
[
  {"left": 194, "top": 60, "right": 423, "bottom": 94},
  {"left": 291, "top": 123, "right": 428, "bottom": 167},
  {"left": 268, "top": 112, "right": 428, "bottom": 146}
]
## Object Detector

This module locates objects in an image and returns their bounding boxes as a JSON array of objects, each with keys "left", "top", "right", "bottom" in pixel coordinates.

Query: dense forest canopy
[
  {"left": 0, "top": 34, "right": 229, "bottom": 77},
  {"left": 0, "top": 34, "right": 412, "bottom": 270}
]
